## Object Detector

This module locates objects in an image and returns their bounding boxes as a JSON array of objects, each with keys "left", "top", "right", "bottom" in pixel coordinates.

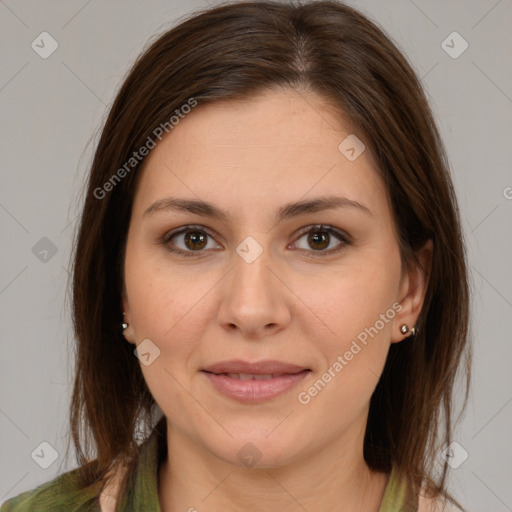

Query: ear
[
  {"left": 392, "top": 239, "right": 433, "bottom": 343},
  {"left": 121, "top": 291, "right": 136, "bottom": 345}
]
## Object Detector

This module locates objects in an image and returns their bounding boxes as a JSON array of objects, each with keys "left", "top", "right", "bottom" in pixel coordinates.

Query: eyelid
[
  {"left": 162, "top": 224, "right": 352, "bottom": 258},
  {"left": 162, "top": 224, "right": 219, "bottom": 243},
  {"left": 289, "top": 224, "right": 352, "bottom": 257},
  {"left": 162, "top": 224, "right": 222, "bottom": 257},
  {"left": 292, "top": 224, "right": 351, "bottom": 244}
]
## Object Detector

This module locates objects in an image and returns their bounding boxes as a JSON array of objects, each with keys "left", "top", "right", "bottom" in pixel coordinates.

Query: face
[{"left": 122, "top": 88, "right": 428, "bottom": 469}]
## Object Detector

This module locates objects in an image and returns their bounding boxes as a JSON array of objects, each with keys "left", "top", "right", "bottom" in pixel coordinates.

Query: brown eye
[
  {"left": 164, "top": 225, "right": 220, "bottom": 257},
  {"left": 307, "top": 229, "right": 330, "bottom": 251},
  {"left": 292, "top": 225, "right": 351, "bottom": 258},
  {"left": 162, "top": 224, "right": 351, "bottom": 259},
  {"left": 183, "top": 230, "right": 208, "bottom": 251}
]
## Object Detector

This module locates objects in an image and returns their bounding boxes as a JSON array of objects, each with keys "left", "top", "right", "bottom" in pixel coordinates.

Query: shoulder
[
  {"left": 418, "top": 494, "right": 461, "bottom": 512},
  {"left": 0, "top": 467, "right": 101, "bottom": 512},
  {"left": 97, "top": 463, "right": 129, "bottom": 512}
]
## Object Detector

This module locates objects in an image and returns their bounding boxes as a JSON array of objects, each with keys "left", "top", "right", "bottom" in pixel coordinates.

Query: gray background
[{"left": 1, "top": 0, "right": 511, "bottom": 510}]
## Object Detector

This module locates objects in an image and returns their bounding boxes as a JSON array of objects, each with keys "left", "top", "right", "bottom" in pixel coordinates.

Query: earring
[
  {"left": 400, "top": 324, "right": 418, "bottom": 337},
  {"left": 121, "top": 311, "right": 128, "bottom": 330}
]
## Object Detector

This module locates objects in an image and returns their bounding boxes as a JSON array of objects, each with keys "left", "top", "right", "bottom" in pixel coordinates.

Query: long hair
[{"left": 70, "top": 1, "right": 471, "bottom": 507}]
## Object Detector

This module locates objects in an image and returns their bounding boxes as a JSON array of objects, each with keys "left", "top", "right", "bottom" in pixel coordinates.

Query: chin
[{"left": 204, "top": 429, "right": 307, "bottom": 470}]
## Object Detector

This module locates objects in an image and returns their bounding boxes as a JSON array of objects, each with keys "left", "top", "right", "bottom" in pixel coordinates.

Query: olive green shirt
[{"left": 1, "top": 428, "right": 418, "bottom": 511}]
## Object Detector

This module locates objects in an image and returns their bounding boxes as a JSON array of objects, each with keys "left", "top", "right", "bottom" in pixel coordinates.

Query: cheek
[
  {"left": 125, "top": 243, "right": 199, "bottom": 338},
  {"left": 130, "top": 282, "right": 203, "bottom": 372},
  {"left": 295, "top": 284, "right": 398, "bottom": 416},
  {"left": 126, "top": 265, "right": 204, "bottom": 415},
  {"left": 295, "top": 254, "right": 401, "bottom": 410},
  {"left": 124, "top": 250, "right": 221, "bottom": 389},
  {"left": 305, "top": 253, "right": 400, "bottom": 342}
]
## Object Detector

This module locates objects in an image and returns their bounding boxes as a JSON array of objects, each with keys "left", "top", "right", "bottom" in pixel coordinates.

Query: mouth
[
  {"left": 201, "top": 360, "right": 311, "bottom": 403},
  {"left": 208, "top": 372, "right": 303, "bottom": 380}
]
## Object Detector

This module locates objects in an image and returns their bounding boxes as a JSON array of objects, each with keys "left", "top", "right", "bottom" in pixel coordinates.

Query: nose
[{"left": 216, "top": 244, "right": 292, "bottom": 340}]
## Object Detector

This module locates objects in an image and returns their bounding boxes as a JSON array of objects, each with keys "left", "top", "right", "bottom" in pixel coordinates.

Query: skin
[{"left": 120, "top": 87, "right": 432, "bottom": 512}]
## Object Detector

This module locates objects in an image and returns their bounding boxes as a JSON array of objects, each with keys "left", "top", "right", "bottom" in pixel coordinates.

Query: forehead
[{"left": 132, "top": 88, "right": 388, "bottom": 222}]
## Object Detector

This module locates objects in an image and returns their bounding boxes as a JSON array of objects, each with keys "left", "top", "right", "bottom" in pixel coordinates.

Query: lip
[
  {"left": 201, "top": 359, "right": 311, "bottom": 404},
  {"left": 202, "top": 359, "right": 309, "bottom": 375}
]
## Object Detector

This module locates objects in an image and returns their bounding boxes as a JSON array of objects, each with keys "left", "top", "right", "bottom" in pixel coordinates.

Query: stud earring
[
  {"left": 400, "top": 324, "right": 418, "bottom": 337},
  {"left": 121, "top": 311, "right": 128, "bottom": 330}
]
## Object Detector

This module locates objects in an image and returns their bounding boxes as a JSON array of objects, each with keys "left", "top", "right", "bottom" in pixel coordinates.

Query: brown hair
[{"left": 70, "top": 0, "right": 471, "bottom": 507}]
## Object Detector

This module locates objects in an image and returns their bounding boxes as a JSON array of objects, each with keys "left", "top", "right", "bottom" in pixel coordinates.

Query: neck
[{"left": 158, "top": 423, "right": 389, "bottom": 512}]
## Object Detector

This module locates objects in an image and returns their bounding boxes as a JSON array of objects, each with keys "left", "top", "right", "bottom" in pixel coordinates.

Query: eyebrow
[{"left": 143, "top": 195, "right": 372, "bottom": 222}]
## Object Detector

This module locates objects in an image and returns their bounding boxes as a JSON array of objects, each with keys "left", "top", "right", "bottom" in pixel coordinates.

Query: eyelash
[{"left": 161, "top": 224, "right": 352, "bottom": 259}]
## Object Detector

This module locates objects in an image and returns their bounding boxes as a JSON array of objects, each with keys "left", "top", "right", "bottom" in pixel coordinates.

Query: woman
[{"left": 1, "top": 1, "right": 470, "bottom": 510}]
